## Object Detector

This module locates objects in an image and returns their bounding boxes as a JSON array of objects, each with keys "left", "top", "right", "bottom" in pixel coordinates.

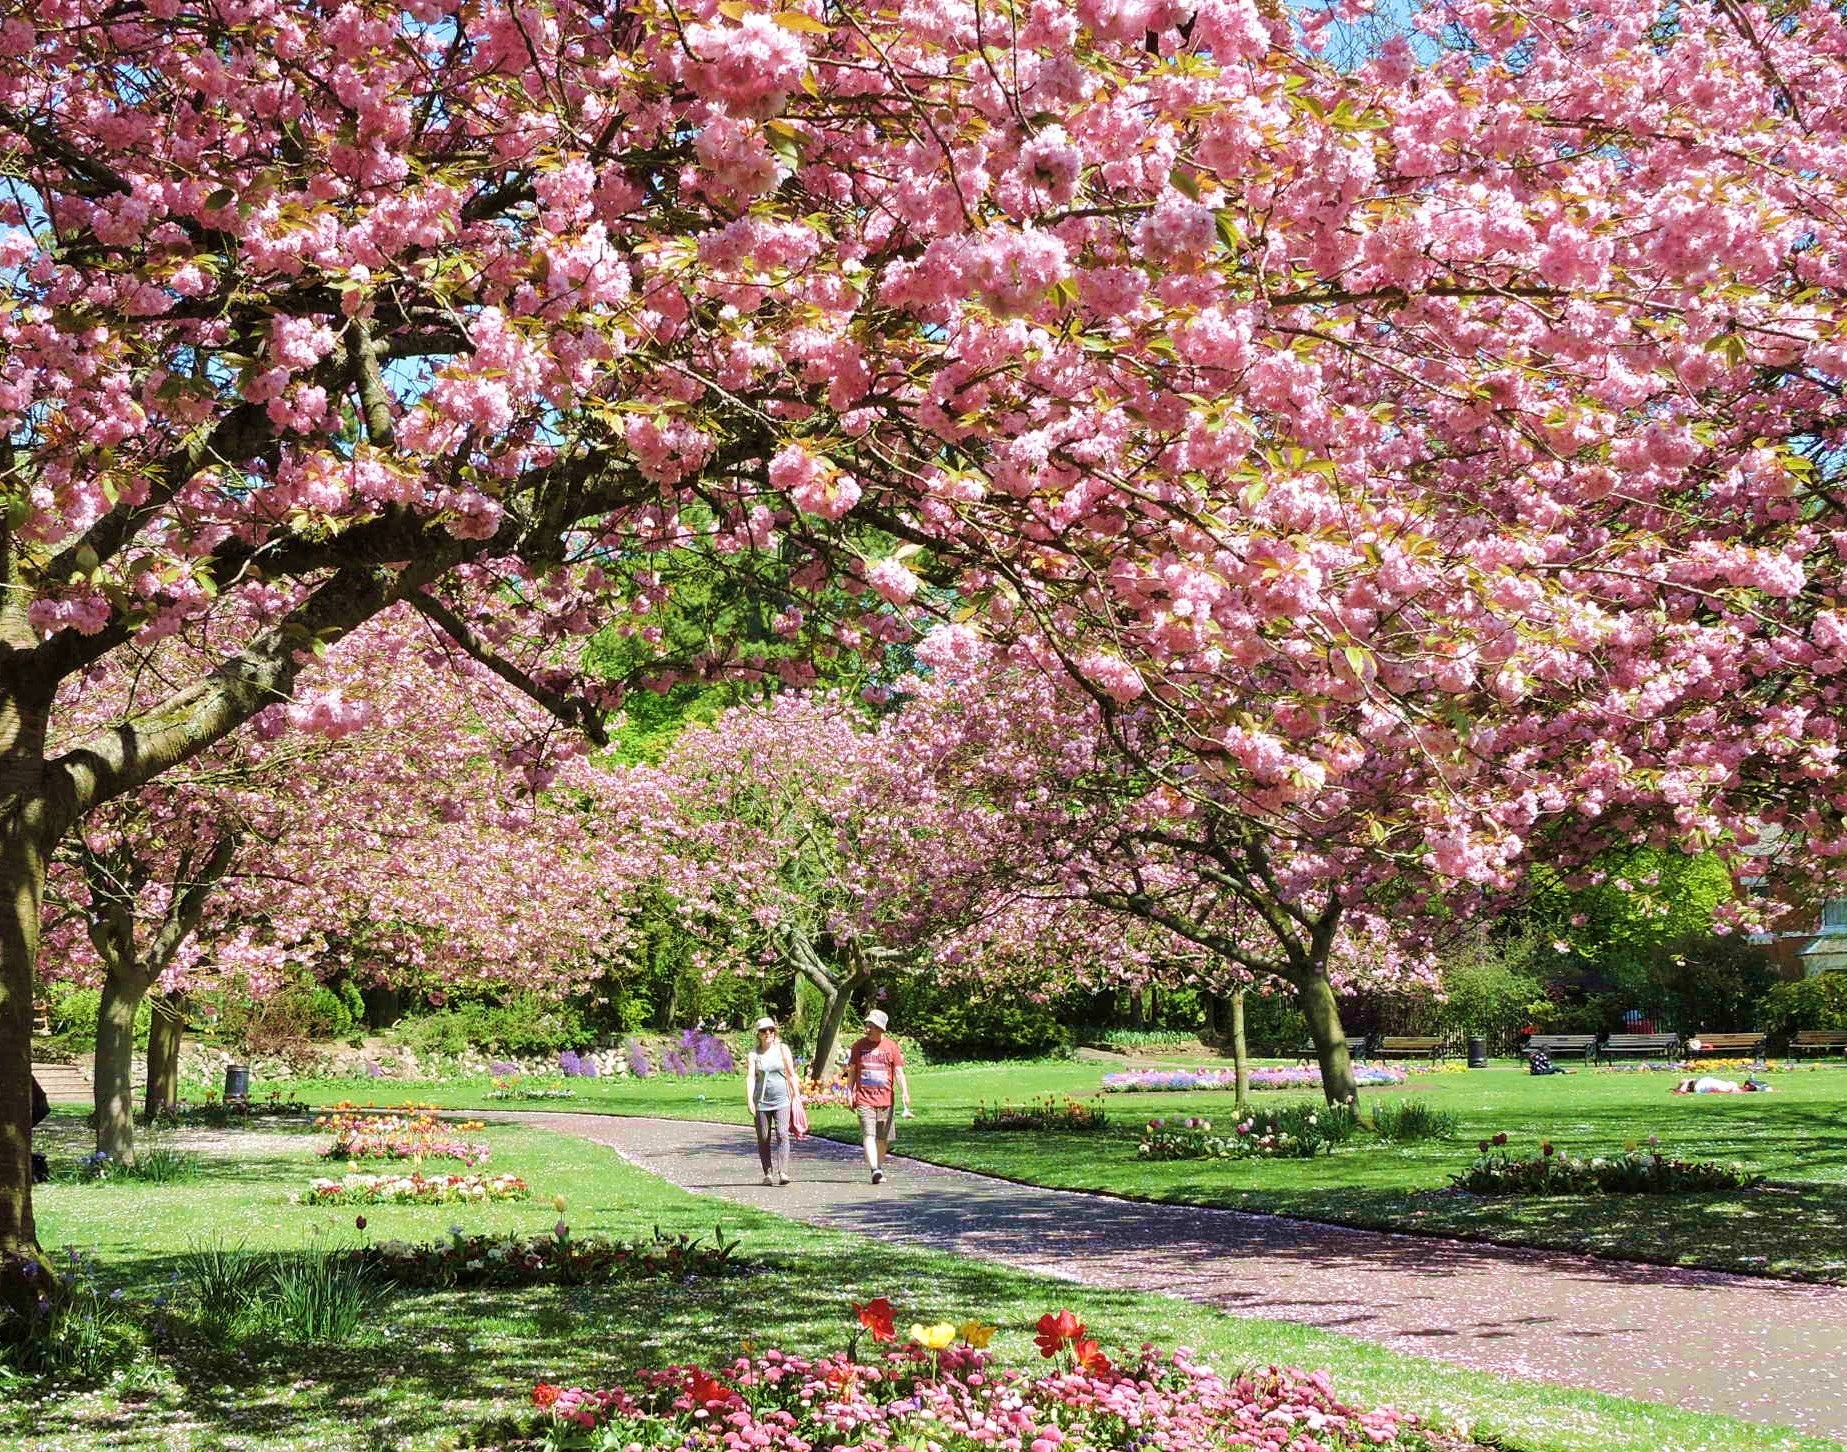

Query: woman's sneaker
[{"left": 761, "top": 1172, "right": 773, "bottom": 1186}]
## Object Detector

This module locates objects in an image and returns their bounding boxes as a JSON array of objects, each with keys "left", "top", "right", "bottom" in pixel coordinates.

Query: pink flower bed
[{"left": 529, "top": 1323, "right": 1418, "bottom": 1452}]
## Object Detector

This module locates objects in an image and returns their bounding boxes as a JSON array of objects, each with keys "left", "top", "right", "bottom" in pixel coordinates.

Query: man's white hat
[{"left": 864, "top": 1009, "right": 890, "bottom": 1030}]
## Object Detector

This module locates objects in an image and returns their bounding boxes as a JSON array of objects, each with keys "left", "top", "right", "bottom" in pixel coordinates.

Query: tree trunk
[
  {"left": 808, "top": 976, "right": 857, "bottom": 1081},
  {"left": 0, "top": 802, "right": 52, "bottom": 1280},
  {"left": 94, "top": 971, "right": 151, "bottom": 1163},
  {"left": 1231, "top": 989, "right": 1250, "bottom": 1110},
  {"left": 1297, "top": 969, "right": 1358, "bottom": 1107},
  {"left": 145, "top": 994, "right": 184, "bottom": 1117}
]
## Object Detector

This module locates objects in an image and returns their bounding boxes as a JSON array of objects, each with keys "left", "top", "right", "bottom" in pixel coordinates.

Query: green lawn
[
  {"left": 258, "top": 1058, "right": 1847, "bottom": 1281},
  {"left": 9, "top": 1109, "right": 1837, "bottom": 1452}
]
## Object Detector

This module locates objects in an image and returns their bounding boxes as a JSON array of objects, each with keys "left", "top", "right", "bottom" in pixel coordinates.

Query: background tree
[{"left": 39, "top": 614, "right": 639, "bottom": 1163}]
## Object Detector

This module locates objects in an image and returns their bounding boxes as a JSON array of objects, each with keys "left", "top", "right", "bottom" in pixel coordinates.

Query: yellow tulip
[
  {"left": 909, "top": 1322, "right": 957, "bottom": 1350},
  {"left": 957, "top": 1320, "right": 996, "bottom": 1349}
]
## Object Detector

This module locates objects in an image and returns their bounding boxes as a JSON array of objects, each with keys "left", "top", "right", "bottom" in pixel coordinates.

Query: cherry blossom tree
[
  {"left": 4, "top": 0, "right": 1846, "bottom": 1280},
  {"left": 40, "top": 613, "right": 639, "bottom": 1163}
]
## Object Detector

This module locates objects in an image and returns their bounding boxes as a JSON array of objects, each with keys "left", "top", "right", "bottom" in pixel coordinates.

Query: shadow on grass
[{"left": 8, "top": 1236, "right": 1163, "bottom": 1451}]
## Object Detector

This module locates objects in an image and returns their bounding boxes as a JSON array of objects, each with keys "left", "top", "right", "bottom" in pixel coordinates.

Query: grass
[
  {"left": 10, "top": 1109, "right": 1838, "bottom": 1452},
  {"left": 254, "top": 1059, "right": 1847, "bottom": 1281}
]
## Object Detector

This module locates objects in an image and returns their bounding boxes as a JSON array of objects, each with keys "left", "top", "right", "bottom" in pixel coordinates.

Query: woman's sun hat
[{"left": 755, "top": 1017, "right": 778, "bottom": 1031}]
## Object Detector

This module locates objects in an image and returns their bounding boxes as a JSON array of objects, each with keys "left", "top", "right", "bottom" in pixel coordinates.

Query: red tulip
[
  {"left": 1034, "top": 1309, "right": 1085, "bottom": 1358},
  {"left": 854, "top": 1297, "right": 897, "bottom": 1343}
]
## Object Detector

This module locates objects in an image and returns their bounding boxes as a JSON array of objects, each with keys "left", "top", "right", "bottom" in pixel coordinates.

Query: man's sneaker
[
  {"left": 871, "top": 1169, "right": 884, "bottom": 1185},
  {"left": 778, "top": 1174, "right": 790, "bottom": 1186}
]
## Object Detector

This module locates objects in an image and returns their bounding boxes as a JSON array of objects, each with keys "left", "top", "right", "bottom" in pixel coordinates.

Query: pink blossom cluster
[{"left": 531, "top": 1343, "right": 1413, "bottom": 1452}]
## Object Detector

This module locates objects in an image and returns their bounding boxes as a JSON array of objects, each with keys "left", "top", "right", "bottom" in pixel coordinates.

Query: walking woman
[{"left": 746, "top": 1017, "right": 799, "bottom": 1185}]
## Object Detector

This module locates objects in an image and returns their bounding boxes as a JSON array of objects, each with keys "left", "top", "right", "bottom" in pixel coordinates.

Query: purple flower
[{"left": 625, "top": 1038, "right": 653, "bottom": 1078}]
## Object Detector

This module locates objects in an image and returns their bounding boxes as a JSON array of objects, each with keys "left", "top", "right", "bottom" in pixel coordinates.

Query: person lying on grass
[{"left": 1672, "top": 1075, "right": 1772, "bottom": 1094}]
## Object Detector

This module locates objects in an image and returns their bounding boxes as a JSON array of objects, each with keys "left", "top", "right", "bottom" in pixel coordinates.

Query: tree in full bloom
[
  {"left": 4, "top": 0, "right": 1846, "bottom": 1272},
  {"left": 39, "top": 613, "right": 641, "bottom": 1163}
]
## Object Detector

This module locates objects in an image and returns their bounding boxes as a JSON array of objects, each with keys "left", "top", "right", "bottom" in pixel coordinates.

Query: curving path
[{"left": 508, "top": 1112, "right": 1847, "bottom": 1443}]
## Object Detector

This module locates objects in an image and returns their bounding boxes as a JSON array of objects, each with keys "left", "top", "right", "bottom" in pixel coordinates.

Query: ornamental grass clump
[
  {"left": 0, "top": 1248, "right": 138, "bottom": 1381},
  {"left": 1370, "top": 1098, "right": 1458, "bottom": 1143},
  {"left": 1451, "top": 1135, "right": 1761, "bottom": 1196},
  {"left": 524, "top": 1308, "right": 1421, "bottom": 1452},
  {"left": 970, "top": 1094, "right": 1108, "bottom": 1132}
]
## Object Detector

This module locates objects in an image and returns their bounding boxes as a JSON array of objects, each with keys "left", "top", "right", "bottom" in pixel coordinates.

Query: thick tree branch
[{"left": 407, "top": 591, "right": 610, "bottom": 747}]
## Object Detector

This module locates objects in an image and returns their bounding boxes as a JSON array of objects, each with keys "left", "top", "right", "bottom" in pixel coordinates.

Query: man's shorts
[{"left": 856, "top": 1104, "right": 897, "bottom": 1142}]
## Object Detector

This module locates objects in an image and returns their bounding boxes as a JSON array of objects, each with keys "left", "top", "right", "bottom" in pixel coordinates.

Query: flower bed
[
  {"left": 485, "top": 1077, "right": 579, "bottom": 1101},
  {"left": 1139, "top": 1104, "right": 1356, "bottom": 1160},
  {"left": 315, "top": 1108, "right": 491, "bottom": 1167},
  {"left": 800, "top": 1075, "right": 853, "bottom": 1110},
  {"left": 970, "top": 1095, "right": 1108, "bottom": 1132},
  {"left": 295, "top": 1171, "right": 530, "bottom": 1206},
  {"left": 525, "top": 1309, "right": 1419, "bottom": 1452},
  {"left": 1594, "top": 1058, "right": 1782, "bottom": 1074},
  {"left": 1451, "top": 1135, "right": 1761, "bottom": 1196},
  {"left": 1102, "top": 1064, "right": 1407, "bottom": 1093},
  {"left": 355, "top": 1223, "right": 746, "bottom": 1288}
]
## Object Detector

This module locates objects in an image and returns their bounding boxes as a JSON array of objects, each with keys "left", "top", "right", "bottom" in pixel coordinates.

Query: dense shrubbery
[
  {"left": 390, "top": 994, "right": 591, "bottom": 1059},
  {"left": 888, "top": 981, "right": 1072, "bottom": 1060},
  {"left": 1757, "top": 973, "right": 1847, "bottom": 1038},
  {"left": 211, "top": 974, "right": 366, "bottom": 1055}
]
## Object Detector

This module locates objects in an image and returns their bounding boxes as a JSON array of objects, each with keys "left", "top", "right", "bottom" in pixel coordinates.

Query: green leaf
[
  {"left": 203, "top": 187, "right": 236, "bottom": 210},
  {"left": 1168, "top": 166, "right": 1201, "bottom": 201},
  {"left": 1214, "top": 208, "right": 1242, "bottom": 253}
]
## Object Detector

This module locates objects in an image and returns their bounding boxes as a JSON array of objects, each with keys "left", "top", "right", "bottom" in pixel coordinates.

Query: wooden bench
[
  {"left": 1293, "top": 1036, "right": 1371, "bottom": 1064},
  {"left": 1599, "top": 1033, "right": 1681, "bottom": 1061},
  {"left": 1374, "top": 1035, "right": 1445, "bottom": 1061},
  {"left": 1522, "top": 1034, "right": 1598, "bottom": 1061},
  {"left": 1685, "top": 1032, "right": 1767, "bottom": 1060},
  {"left": 1791, "top": 1030, "right": 1847, "bottom": 1058}
]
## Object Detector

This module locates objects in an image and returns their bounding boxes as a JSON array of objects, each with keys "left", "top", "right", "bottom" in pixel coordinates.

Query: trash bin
[
  {"left": 1467, "top": 1036, "right": 1488, "bottom": 1069},
  {"left": 223, "top": 1064, "right": 250, "bottom": 1100}
]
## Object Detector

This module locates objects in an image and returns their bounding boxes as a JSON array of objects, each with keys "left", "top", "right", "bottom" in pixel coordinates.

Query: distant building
[{"left": 1754, "top": 898, "right": 1847, "bottom": 977}]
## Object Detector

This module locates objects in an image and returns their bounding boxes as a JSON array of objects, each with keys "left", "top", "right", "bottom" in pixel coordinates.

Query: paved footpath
[{"left": 512, "top": 1113, "right": 1847, "bottom": 1443}]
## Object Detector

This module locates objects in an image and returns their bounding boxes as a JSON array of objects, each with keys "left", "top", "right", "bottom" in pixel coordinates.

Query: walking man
[{"left": 847, "top": 1009, "right": 910, "bottom": 1184}]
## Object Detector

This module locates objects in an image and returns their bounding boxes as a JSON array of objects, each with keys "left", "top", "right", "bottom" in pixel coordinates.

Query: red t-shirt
[{"left": 848, "top": 1035, "right": 905, "bottom": 1109}]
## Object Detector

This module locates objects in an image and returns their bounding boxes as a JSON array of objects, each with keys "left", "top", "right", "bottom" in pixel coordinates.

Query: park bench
[
  {"left": 1294, "top": 1035, "right": 1371, "bottom": 1064},
  {"left": 1521, "top": 1034, "right": 1598, "bottom": 1061},
  {"left": 1599, "top": 1033, "right": 1681, "bottom": 1061},
  {"left": 1790, "top": 1030, "right": 1847, "bottom": 1058},
  {"left": 1684, "top": 1032, "right": 1767, "bottom": 1060},
  {"left": 1374, "top": 1035, "right": 1446, "bottom": 1061}
]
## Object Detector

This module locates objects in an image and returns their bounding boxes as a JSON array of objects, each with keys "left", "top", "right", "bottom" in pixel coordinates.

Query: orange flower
[
  {"left": 532, "top": 1383, "right": 562, "bottom": 1410},
  {"left": 1073, "top": 1337, "right": 1111, "bottom": 1375},
  {"left": 854, "top": 1296, "right": 897, "bottom": 1343}
]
